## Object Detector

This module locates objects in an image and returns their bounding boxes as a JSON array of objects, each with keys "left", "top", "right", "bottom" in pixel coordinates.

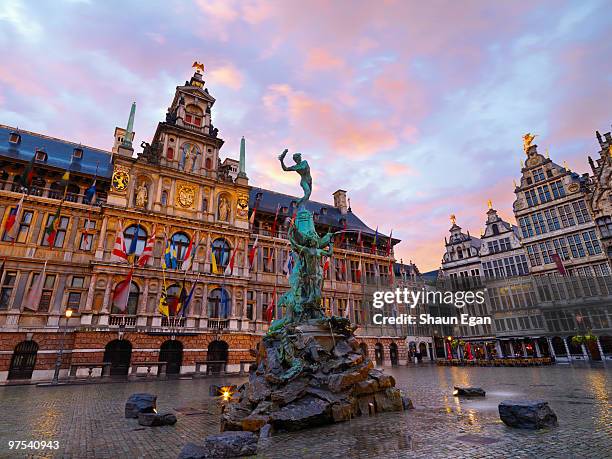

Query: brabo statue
[{"left": 219, "top": 149, "right": 407, "bottom": 436}]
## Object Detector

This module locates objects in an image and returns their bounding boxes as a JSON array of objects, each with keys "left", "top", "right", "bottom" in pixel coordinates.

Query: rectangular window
[
  {"left": 537, "top": 185, "right": 551, "bottom": 203},
  {"left": 31, "top": 273, "right": 56, "bottom": 312},
  {"left": 544, "top": 209, "right": 560, "bottom": 231},
  {"left": 246, "top": 291, "right": 255, "bottom": 320},
  {"left": 519, "top": 217, "right": 534, "bottom": 238},
  {"left": 527, "top": 245, "right": 542, "bottom": 266},
  {"left": 552, "top": 237, "right": 570, "bottom": 261},
  {"left": 41, "top": 215, "right": 69, "bottom": 248},
  {"left": 350, "top": 260, "right": 360, "bottom": 283},
  {"left": 525, "top": 189, "right": 538, "bottom": 207},
  {"left": 67, "top": 291, "right": 81, "bottom": 311},
  {"left": 262, "top": 247, "right": 275, "bottom": 273},
  {"left": 582, "top": 230, "right": 602, "bottom": 255},
  {"left": 558, "top": 204, "right": 576, "bottom": 228},
  {"left": 572, "top": 200, "right": 591, "bottom": 224},
  {"left": 2, "top": 210, "right": 34, "bottom": 243},
  {"left": 533, "top": 168, "right": 545, "bottom": 183},
  {"left": 0, "top": 271, "right": 17, "bottom": 310},
  {"left": 365, "top": 263, "right": 376, "bottom": 285},
  {"left": 79, "top": 220, "right": 96, "bottom": 251},
  {"left": 568, "top": 234, "right": 586, "bottom": 258},
  {"left": 488, "top": 240, "right": 500, "bottom": 254},
  {"left": 539, "top": 241, "right": 554, "bottom": 265},
  {"left": 531, "top": 212, "right": 547, "bottom": 235},
  {"left": 550, "top": 181, "right": 565, "bottom": 199},
  {"left": 499, "top": 238, "right": 511, "bottom": 252},
  {"left": 334, "top": 258, "right": 346, "bottom": 281}
]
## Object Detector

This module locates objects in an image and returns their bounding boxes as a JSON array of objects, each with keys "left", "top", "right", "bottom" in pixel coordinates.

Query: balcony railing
[
  {"left": 1, "top": 180, "right": 107, "bottom": 206},
  {"left": 109, "top": 315, "right": 137, "bottom": 327},
  {"left": 161, "top": 317, "right": 186, "bottom": 327},
  {"left": 207, "top": 318, "right": 230, "bottom": 330}
]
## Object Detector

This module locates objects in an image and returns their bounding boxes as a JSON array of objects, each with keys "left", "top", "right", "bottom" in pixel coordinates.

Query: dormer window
[
  {"left": 321, "top": 207, "right": 328, "bottom": 215},
  {"left": 35, "top": 149, "right": 47, "bottom": 162},
  {"left": 73, "top": 148, "right": 83, "bottom": 159},
  {"left": 9, "top": 132, "right": 21, "bottom": 144},
  {"left": 185, "top": 104, "right": 203, "bottom": 127}
]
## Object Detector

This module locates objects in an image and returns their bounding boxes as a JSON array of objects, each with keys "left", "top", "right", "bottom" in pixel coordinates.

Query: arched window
[
  {"left": 212, "top": 238, "right": 231, "bottom": 268},
  {"left": 112, "top": 281, "right": 139, "bottom": 315},
  {"left": 171, "top": 232, "right": 190, "bottom": 262},
  {"left": 161, "top": 191, "right": 168, "bottom": 206},
  {"left": 167, "top": 147, "right": 174, "bottom": 160},
  {"left": 8, "top": 340, "right": 38, "bottom": 380},
  {"left": 205, "top": 157, "right": 212, "bottom": 170},
  {"left": 124, "top": 225, "right": 148, "bottom": 256},
  {"left": 492, "top": 224, "right": 499, "bottom": 235},
  {"left": 208, "top": 287, "right": 230, "bottom": 318}
]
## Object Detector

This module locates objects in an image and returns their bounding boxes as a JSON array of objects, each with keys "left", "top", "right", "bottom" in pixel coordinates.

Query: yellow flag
[
  {"left": 211, "top": 251, "right": 218, "bottom": 274},
  {"left": 62, "top": 171, "right": 70, "bottom": 181},
  {"left": 158, "top": 275, "right": 169, "bottom": 317}
]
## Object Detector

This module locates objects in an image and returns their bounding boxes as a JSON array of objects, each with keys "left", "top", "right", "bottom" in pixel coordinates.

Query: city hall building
[{"left": 0, "top": 68, "right": 417, "bottom": 382}]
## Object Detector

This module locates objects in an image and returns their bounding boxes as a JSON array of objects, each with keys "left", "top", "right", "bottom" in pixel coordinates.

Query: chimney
[{"left": 333, "top": 189, "right": 348, "bottom": 215}]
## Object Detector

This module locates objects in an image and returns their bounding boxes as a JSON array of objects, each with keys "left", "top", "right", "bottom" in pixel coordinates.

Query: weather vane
[{"left": 192, "top": 61, "right": 205, "bottom": 74}]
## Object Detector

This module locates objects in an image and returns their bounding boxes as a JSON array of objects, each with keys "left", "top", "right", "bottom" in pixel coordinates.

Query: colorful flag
[
  {"left": 356, "top": 259, "right": 362, "bottom": 283},
  {"left": 158, "top": 277, "right": 169, "bottom": 317},
  {"left": 211, "top": 250, "right": 219, "bottom": 274},
  {"left": 127, "top": 223, "right": 140, "bottom": 260},
  {"left": 551, "top": 253, "right": 567, "bottom": 276},
  {"left": 270, "top": 204, "right": 280, "bottom": 237},
  {"left": 162, "top": 236, "right": 178, "bottom": 270},
  {"left": 265, "top": 287, "right": 276, "bottom": 323},
  {"left": 267, "top": 246, "right": 274, "bottom": 272},
  {"left": 23, "top": 261, "right": 47, "bottom": 311},
  {"left": 224, "top": 247, "right": 237, "bottom": 275},
  {"left": 4, "top": 195, "right": 24, "bottom": 240},
  {"left": 44, "top": 204, "right": 63, "bottom": 247},
  {"left": 137, "top": 225, "right": 156, "bottom": 267},
  {"left": 61, "top": 171, "right": 70, "bottom": 198},
  {"left": 112, "top": 266, "right": 134, "bottom": 312},
  {"left": 172, "top": 282, "right": 188, "bottom": 316},
  {"left": 322, "top": 256, "right": 330, "bottom": 274},
  {"left": 170, "top": 240, "right": 178, "bottom": 269},
  {"left": 357, "top": 230, "right": 363, "bottom": 250},
  {"left": 284, "top": 251, "right": 294, "bottom": 279},
  {"left": 84, "top": 179, "right": 97, "bottom": 204},
  {"left": 181, "top": 279, "right": 197, "bottom": 318},
  {"left": 248, "top": 236, "right": 259, "bottom": 268},
  {"left": 249, "top": 199, "right": 259, "bottom": 225},
  {"left": 389, "top": 260, "right": 395, "bottom": 286},
  {"left": 386, "top": 229, "right": 393, "bottom": 257},
  {"left": 110, "top": 220, "right": 128, "bottom": 263},
  {"left": 181, "top": 233, "right": 198, "bottom": 271},
  {"left": 20, "top": 155, "right": 36, "bottom": 189}
]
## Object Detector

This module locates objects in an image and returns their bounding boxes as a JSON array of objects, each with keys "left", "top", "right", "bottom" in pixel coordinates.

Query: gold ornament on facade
[
  {"left": 568, "top": 183, "right": 580, "bottom": 193},
  {"left": 236, "top": 195, "right": 249, "bottom": 219},
  {"left": 111, "top": 166, "right": 130, "bottom": 192},
  {"left": 526, "top": 156, "right": 542, "bottom": 167},
  {"left": 176, "top": 182, "right": 197, "bottom": 208}
]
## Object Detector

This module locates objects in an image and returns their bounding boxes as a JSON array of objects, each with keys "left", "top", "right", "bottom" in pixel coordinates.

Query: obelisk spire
[
  {"left": 238, "top": 136, "right": 247, "bottom": 178},
  {"left": 122, "top": 102, "right": 136, "bottom": 148}
]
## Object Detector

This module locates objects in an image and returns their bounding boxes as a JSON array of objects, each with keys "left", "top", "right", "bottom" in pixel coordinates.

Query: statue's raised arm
[{"left": 278, "top": 149, "right": 312, "bottom": 207}]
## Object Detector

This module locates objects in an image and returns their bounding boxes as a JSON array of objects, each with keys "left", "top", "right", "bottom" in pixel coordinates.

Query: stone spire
[
  {"left": 122, "top": 102, "right": 136, "bottom": 148},
  {"left": 238, "top": 136, "right": 247, "bottom": 178}
]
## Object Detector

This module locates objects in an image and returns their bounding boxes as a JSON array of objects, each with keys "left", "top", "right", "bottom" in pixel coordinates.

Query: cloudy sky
[{"left": 1, "top": 0, "right": 610, "bottom": 271}]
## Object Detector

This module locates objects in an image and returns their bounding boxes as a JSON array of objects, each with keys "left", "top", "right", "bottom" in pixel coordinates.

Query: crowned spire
[{"left": 121, "top": 102, "right": 136, "bottom": 148}]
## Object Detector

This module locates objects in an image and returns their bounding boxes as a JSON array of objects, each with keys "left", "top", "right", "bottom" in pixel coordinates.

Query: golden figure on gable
[
  {"left": 523, "top": 133, "right": 537, "bottom": 153},
  {"left": 111, "top": 167, "right": 130, "bottom": 192},
  {"left": 236, "top": 195, "right": 248, "bottom": 219}
]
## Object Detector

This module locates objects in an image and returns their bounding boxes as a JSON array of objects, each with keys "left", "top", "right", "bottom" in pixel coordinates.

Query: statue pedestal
[{"left": 295, "top": 323, "right": 337, "bottom": 352}]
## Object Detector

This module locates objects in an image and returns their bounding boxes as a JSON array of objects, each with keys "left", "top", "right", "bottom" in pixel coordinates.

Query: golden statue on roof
[
  {"left": 192, "top": 61, "right": 205, "bottom": 74},
  {"left": 450, "top": 214, "right": 456, "bottom": 225},
  {"left": 523, "top": 133, "right": 537, "bottom": 153}
]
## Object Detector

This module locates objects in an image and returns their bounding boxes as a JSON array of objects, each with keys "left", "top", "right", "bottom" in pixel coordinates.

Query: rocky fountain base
[{"left": 222, "top": 317, "right": 410, "bottom": 434}]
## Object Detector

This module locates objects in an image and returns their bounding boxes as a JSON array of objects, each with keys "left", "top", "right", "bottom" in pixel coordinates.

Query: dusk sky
[{"left": 1, "top": 0, "right": 611, "bottom": 271}]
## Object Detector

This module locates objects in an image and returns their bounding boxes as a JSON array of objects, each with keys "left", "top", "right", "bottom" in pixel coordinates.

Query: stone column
[
  {"left": 101, "top": 276, "right": 113, "bottom": 313},
  {"left": 95, "top": 216, "right": 109, "bottom": 259},
  {"left": 534, "top": 339, "right": 542, "bottom": 357},
  {"left": 521, "top": 340, "right": 527, "bottom": 357},
  {"left": 84, "top": 274, "right": 97, "bottom": 312},
  {"left": 495, "top": 340, "right": 503, "bottom": 358}
]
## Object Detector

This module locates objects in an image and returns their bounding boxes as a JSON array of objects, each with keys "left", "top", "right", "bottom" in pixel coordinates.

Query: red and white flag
[
  {"left": 249, "top": 199, "right": 259, "bottom": 225},
  {"left": 344, "top": 283, "right": 352, "bottom": 319},
  {"left": 224, "top": 247, "right": 237, "bottom": 275},
  {"left": 270, "top": 204, "right": 280, "bottom": 237},
  {"left": 112, "top": 266, "right": 134, "bottom": 312},
  {"left": 266, "top": 287, "right": 276, "bottom": 323},
  {"left": 248, "top": 235, "right": 259, "bottom": 268},
  {"left": 4, "top": 195, "right": 24, "bottom": 240},
  {"left": 356, "top": 259, "right": 362, "bottom": 283},
  {"left": 137, "top": 225, "right": 156, "bottom": 267},
  {"left": 110, "top": 220, "right": 128, "bottom": 263},
  {"left": 23, "top": 261, "right": 47, "bottom": 311},
  {"left": 181, "top": 231, "right": 198, "bottom": 272}
]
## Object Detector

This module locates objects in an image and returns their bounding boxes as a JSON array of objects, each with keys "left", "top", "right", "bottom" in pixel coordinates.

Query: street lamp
[{"left": 52, "top": 308, "right": 72, "bottom": 384}]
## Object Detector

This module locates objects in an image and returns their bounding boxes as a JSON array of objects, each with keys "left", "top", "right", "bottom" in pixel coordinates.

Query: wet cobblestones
[{"left": 0, "top": 364, "right": 610, "bottom": 458}]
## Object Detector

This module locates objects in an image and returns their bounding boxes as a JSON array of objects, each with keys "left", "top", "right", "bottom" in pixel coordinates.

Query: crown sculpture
[{"left": 220, "top": 150, "right": 411, "bottom": 437}]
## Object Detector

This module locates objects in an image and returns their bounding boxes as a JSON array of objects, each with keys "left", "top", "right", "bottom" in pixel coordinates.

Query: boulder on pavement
[
  {"left": 203, "top": 431, "right": 258, "bottom": 458},
  {"left": 453, "top": 387, "right": 486, "bottom": 397},
  {"left": 138, "top": 412, "right": 177, "bottom": 427},
  {"left": 125, "top": 393, "right": 157, "bottom": 419},
  {"left": 499, "top": 400, "right": 558, "bottom": 429}
]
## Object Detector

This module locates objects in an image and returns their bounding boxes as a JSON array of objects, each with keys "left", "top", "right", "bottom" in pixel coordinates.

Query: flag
[
  {"left": 386, "top": 229, "right": 393, "bottom": 257},
  {"left": 44, "top": 204, "right": 63, "bottom": 247},
  {"left": 371, "top": 226, "right": 378, "bottom": 254},
  {"left": 322, "top": 256, "right": 330, "bottom": 274},
  {"left": 357, "top": 230, "right": 363, "bottom": 251},
  {"left": 356, "top": 259, "right": 362, "bottom": 283},
  {"left": 172, "top": 282, "right": 188, "bottom": 316},
  {"left": 284, "top": 252, "right": 294, "bottom": 279},
  {"left": 181, "top": 233, "right": 198, "bottom": 271},
  {"left": 224, "top": 247, "right": 237, "bottom": 275},
  {"left": 23, "top": 261, "right": 47, "bottom": 311},
  {"left": 127, "top": 223, "right": 141, "bottom": 263},
  {"left": 248, "top": 236, "right": 259, "bottom": 268},
  {"left": 249, "top": 199, "right": 259, "bottom": 225},
  {"left": 344, "top": 283, "right": 352, "bottom": 319},
  {"left": 112, "top": 266, "right": 134, "bottom": 312},
  {"left": 20, "top": 155, "right": 36, "bottom": 189},
  {"left": 162, "top": 236, "right": 177, "bottom": 270},
  {"left": 389, "top": 260, "right": 395, "bottom": 286},
  {"left": 265, "top": 287, "right": 276, "bottom": 323},
  {"left": 61, "top": 171, "right": 70, "bottom": 198},
  {"left": 137, "top": 225, "right": 156, "bottom": 267},
  {"left": 170, "top": 240, "right": 178, "bottom": 269},
  {"left": 271, "top": 204, "right": 280, "bottom": 237},
  {"left": 181, "top": 280, "right": 197, "bottom": 318},
  {"left": 84, "top": 179, "right": 97, "bottom": 204},
  {"left": 211, "top": 250, "right": 219, "bottom": 274},
  {"left": 336, "top": 219, "right": 347, "bottom": 246},
  {"left": 220, "top": 287, "right": 230, "bottom": 317},
  {"left": 4, "top": 195, "right": 24, "bottom": 240},
  {"left": 110, "top": 220, "right": 128, "bottom": 263},
  {"left": 551, "top": 253, "right": 567, "bottom": 276},
  {"left": 341, "top": 258, "right": 347, "bottom": 280},
  {"left": 266, "top": 246, "right": 274, "bottom": 272},
  {"left": 158, "top": 273, "right": 169, "bottom": 317}
]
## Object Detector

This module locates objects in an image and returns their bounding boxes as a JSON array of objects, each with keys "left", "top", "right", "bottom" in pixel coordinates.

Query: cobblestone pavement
[{"left": 0, "top": 364, "right": 610, "bottom": 458}]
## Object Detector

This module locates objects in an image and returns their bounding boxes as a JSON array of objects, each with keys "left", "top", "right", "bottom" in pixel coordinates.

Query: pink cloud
[
  {"left": 208, "top": 64, "right": 245, "bottom": 90},
  {"left": 304, "top": 48, "right": 346, "bottom": 72}
]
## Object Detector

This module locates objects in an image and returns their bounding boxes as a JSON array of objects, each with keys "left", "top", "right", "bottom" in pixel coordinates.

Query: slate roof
[
  {"left": 0, "top": 124, "right": 113, "bottom": 178},
  {"left": 249, "top": 186, "right": 395, "bottom": 241}
]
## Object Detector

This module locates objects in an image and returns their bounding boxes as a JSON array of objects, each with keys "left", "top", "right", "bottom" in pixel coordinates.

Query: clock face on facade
[
  {"left": 177, "top": 183, "right": 196, "bottom": 208},
  {"left": 112, "top": 170, "right": 129, "bottom": 192}
]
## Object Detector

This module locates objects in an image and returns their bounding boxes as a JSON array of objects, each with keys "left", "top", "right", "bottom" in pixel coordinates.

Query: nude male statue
[{"left": 278, "top": 149, "right": 312, "bottom": 207}]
